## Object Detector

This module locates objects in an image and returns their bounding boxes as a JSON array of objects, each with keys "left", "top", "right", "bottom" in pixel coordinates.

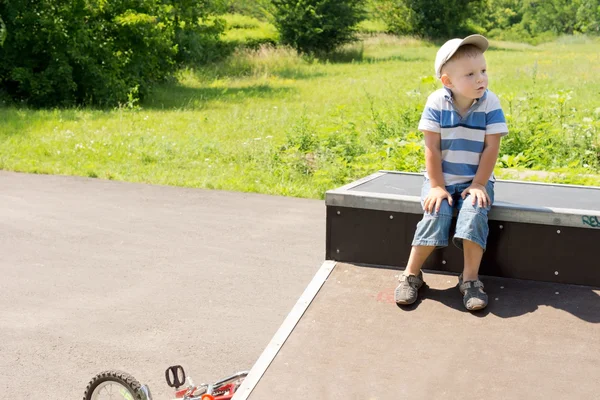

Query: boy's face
[{"left": 441, "top": 53, "right": 488, "bottom": 101}]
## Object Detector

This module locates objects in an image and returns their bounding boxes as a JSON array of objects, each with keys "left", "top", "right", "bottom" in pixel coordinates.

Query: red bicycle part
[
  {"left": 211, "top": 382, "right": 237, "bottom": 400},
  {"left": 174, "top": 382, "right": 238, "bottom": 399}
]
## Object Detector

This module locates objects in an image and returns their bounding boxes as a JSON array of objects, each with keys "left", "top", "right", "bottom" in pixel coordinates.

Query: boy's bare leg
[
  {"left": 396, "top": 245, "right": 435, "bottom": 305},
  {"left": 404, "top": 245, "right": 436, "bottom": 275},
  {"left": 462, "top": 239, "right": 483, "bottom": 281},
  {"left": 460, "top": 239, "right": 488, "bottom": 311}
]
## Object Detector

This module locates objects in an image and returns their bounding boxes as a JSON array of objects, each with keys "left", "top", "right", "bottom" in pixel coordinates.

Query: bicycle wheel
[{"left": 83, "top": 370, "right": 143, "bottom": 400}]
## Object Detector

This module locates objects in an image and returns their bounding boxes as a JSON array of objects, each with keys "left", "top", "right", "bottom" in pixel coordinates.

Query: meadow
[{"left": 1, "top": 33, "right": 600, "bottom": 198}]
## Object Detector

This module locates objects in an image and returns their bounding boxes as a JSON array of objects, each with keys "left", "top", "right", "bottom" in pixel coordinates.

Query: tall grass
[{"left": 192, "top": 45, "right": 306, "bottom": 79}]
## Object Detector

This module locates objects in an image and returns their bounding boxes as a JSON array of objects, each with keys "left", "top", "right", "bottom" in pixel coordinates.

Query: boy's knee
[
  {"left": 424, "top": 200, "right": 453, "bottom": 218},
  {"left": 460, "top": 197, "right": 491, "bottom": 215}
]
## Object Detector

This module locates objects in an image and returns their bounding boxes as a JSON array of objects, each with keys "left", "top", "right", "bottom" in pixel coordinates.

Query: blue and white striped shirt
[{"left": 418, "top": 88, "right": 508, "bottom": 185}]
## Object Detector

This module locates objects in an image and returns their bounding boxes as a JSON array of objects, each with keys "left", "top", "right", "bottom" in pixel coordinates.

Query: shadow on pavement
[{"left": 421, "top": 276, "right": 600, "bottom": 322}]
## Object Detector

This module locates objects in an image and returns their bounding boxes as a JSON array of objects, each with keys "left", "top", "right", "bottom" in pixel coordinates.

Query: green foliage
[
  {"left": 0, "top": 15, "right": 5, "bottom": 46},
  {"left": 272, "top": 0, "right": 368, "bottom": 54},
  {"left": 165, "top": 0, "right": 230, "bottom": 65},
  {"left": 221, "top": 13, "right": 279, "bottom": 48},
  {"left": 479, "top": 0, "right": 600, "bottom": 43},
  {"left": 0, "top": 0, "right": 176, "bottom": 107},
  {"left": 521, "top": 0, "right": 583, "bottom": 35},
  {"left": 575, "top": 0, "right": 600, "bottom": 34},
  {"left": 0, "top": 0, "right": 232, "bottom": 107},
  {"left": 497, "top": 90, "right": 600, "bottom": 173},
  {"left": 222, "top": 0, "right": 275, "bottom": 20},
  {"left": 370, "top": 0, "right": 413, "bottom": 35},
  {"left": 275, "top": 107, "right": 424, "bottom": 191},
  {"left": 373, "top": 0, "right": 485, "bottom": 38},
  {"left": 174, "top": 17, "right": 230, "bottom": 65},
  {"left": 371, "top": 0, "right": 599, "bottom": 41}
]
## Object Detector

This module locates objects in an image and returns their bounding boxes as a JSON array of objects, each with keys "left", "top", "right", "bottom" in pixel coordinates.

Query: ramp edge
[
  {"left": 232, "top": 260, "right": 337, "bottom": 400},
  {"left": 326, "top": 189, "right": 600, "bottom": 229}
]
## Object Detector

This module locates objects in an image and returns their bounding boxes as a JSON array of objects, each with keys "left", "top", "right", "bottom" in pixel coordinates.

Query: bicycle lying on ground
[{"left": 83, "top": 365, "right": 248, "bottom": 400}]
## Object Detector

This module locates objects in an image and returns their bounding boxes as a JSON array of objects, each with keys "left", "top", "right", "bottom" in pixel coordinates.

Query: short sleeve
[
  {"left": 485, "top": 92, "right": 508, "bottom": 136},
  {"left": 418, "top": 93, "right": 441, "bottom": 133}
]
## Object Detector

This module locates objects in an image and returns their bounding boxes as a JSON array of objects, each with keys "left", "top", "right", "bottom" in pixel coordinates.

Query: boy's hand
[
  {"left": 424, "top": 186, "right": 453, "bottom": 214},
  {"left": 461, "top": 183, "right": 490, "bottom": 208}
]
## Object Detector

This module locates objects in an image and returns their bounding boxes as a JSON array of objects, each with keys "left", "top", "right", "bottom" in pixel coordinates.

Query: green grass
[
  {"left": 1, "top": 34, "right": 600, "bottom": 198},
  {"left": 221, "top": 13, "right": 279, "bottom": 48},
  {"left": 357, "top": 19, "right": 388, "bottom": 35}
]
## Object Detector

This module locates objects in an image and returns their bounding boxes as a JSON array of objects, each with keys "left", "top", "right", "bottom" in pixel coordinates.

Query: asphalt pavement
[{"left": 0, "top": 171, "right": 325, "bottom": 399}]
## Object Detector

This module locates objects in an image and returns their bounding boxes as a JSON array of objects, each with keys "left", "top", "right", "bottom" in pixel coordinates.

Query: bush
[
  {"left": 0, "top": 0, "right": 231, "bottom": 107},
  {"left": 167, "top": 0, "right": 230, "bottom": 65},
  {"left": 475, "top": 0, "right": 600, "bottom": 41},
  {"left": 370, "top": 0, "right": 413, "bottom": 35},
  {"left": 174, "top": 18, "right": 231, "bottom": 65},
  {"left": 0, "top": 0, "right": 177, "bottom": 107},
  {"left": 373, "top": 0, "right": 484, "bottom": 38},
  {"left": 272, "top": 0, "right": 368, "bottom": 54}
]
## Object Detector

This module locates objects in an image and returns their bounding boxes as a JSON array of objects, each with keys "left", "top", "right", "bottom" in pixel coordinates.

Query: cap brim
[{"left": 461, "top": 34, "right": 489, "bottom": 52}]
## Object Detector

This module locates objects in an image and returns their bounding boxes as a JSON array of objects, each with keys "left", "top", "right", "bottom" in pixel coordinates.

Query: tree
[
  {"left": 407, "top": 0, "right": 485, "bottom": 38},
  {"left": 0, "top": 0, "right": 177, "bottom": 106},
  {"left": 575, "top": 0, "right": 600, "bottom": 34},
  {"left": 520, "top": 0, "right": 600, "bottom": 35},
  {"left": 162, "top": 0, "right": 229, "bottom": 64},
  {"left": 373, "top": 0, "right": 485, "bottom": 39},
  {"left": 0, "top": 0, "right": 228, "bottom": 107},
  {"left": 272, "top": 0, "right": 367, "bottom": 54},
  {"left": 370, "top": 0, "right": 414, "bottom": 35}
]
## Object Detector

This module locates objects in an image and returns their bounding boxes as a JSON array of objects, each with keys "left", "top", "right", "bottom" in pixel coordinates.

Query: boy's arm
[
  {"left": 423, "top": 130, "right": 445, "bottom": 188},
  {"left": 475, "top": 91, "right": 508, "bottom": 186},
  {"left": 472, "top": 133, "right": 503, "bottom": 187},
  {"left": 423, "top": 130, "right": 454, "bottom": 212}
]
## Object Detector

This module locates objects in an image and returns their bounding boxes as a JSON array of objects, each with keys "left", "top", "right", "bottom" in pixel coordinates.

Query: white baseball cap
[{"left": 434, "top": 34, "right": 489, "bottom": 79}]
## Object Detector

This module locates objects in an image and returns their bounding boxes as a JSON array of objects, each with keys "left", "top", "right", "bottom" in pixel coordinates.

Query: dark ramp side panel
[{"left": 248, "top": 263, "right": 600, "bottom": 400}]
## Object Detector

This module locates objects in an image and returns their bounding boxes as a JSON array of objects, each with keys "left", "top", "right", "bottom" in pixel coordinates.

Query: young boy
[{"left": 394, "top": 35, "right": 508, "bottom": 311}]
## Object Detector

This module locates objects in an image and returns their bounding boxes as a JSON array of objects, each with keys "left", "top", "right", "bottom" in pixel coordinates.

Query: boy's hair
[{"left": 440, "top": 44, "right": 484, "bottom": 75}]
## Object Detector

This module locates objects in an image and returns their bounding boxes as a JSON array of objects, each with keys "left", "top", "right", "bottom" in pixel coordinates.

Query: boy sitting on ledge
[{"left": 395, "top": 35, "right": 508, "bottom": 311}]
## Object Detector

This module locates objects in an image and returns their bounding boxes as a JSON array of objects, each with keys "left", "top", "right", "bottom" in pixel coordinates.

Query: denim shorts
[{"left": 411, "top": 178, "right": 495, "bottom": 251}]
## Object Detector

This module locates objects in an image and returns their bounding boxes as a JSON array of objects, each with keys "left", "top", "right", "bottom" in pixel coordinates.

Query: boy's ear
[{"left": 440, "top": 73, "right": 453, "bottom": 88}]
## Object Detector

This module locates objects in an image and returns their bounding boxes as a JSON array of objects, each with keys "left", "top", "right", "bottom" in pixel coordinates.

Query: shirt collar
[{"left": 443, "top": 87, "right": 488, "bottom": 106}]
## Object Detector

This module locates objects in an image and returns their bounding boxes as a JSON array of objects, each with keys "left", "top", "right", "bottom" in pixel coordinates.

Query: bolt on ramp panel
[{"left": 243, "top": 262, "right": 600, "bottom": 400}]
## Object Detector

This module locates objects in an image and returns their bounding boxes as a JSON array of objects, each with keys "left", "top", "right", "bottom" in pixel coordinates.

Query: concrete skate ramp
[{"left": 245, "top": 262, "right": 600, "bottom": 400}]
